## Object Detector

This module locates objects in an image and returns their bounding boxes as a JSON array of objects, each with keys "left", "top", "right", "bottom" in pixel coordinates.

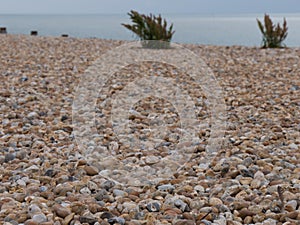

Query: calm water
[{"left": 0, "top": 13, "right": 299, "bottom": 47}]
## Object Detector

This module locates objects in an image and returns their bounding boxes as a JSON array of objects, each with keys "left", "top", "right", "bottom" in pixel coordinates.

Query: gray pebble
[
  {"left": 79, "top": 215, "right": 98, "bottom": 224},
  {"left": 101, "top": 180, "right": 115, "bottom": 190},
  {"left": 16, "top": 150, "right": 27, "bottom": 160},
  {"left": 80, "top": 187, "right": 91, "bottom": 195},
  {"left": 4, "top": 217, "right": 18, "bottom": 225},
  {"left": 174, "top": 199, "right": 190, "bottom": 212},
  {"left": 100, "top": 211, "right": 114, "bottom": 219},
  {"left": 243, "top": 157, "right": 253, "bottom": 167},
  {"left": 157, "top": 184, "right": 175, "bottom": 193},
  {"left": 284, "top": 200, "right": 298, "bottom": 211},
  {"left": 113, "top": 189, "right": 127, "bottom": 197},
  {"left": 4, "top": 153, "right": 15, "bottom": 163},
  {"left": 239, "top": 168, "right": 254, "bottom": 178},
  {"left": 39, "top": 186, "right": 48, "bottom": 192},
  {"left": 44, "top": 169, "right": 56, "bottom": 177},
  {"left": 95, "top": 189, "right": 107, "bottom": 201},
  {"left": 200, "top": 220, "right": 212, "bottom": 225},
  {"left": 108, "top": 217, "right": 125, "bottom": 225},
  {"left": 32, "top": 213, "right": 47, "bottom": 223},
  {"left": 146, "top": 201, "right": 161, "bottom": 212},
  {"left": 27, "top": 111, "right": 39, "bottom": 119},
  {"left": 288, "top": 143, "right": 298, "bottom": 150}
]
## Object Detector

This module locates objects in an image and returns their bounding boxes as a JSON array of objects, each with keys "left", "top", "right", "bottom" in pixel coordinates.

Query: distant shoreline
[
  {"left": 2, "top": 33, "right": 300, "bottom": 51},
  {"left": 1, "top": 13, "right": 299, "bottom": 47}
]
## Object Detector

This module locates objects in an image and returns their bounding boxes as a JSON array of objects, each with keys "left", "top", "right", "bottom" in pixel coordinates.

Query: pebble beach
[{"left": 0, "top": 34, "right": 300, "bottom": 225}]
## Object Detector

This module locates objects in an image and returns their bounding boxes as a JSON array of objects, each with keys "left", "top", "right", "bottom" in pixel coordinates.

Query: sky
[{"left": 0, "top": 0, "right": 300, "bottom": 15}]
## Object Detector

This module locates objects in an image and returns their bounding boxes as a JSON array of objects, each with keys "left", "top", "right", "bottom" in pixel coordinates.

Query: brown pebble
[
  {"left": 164, "top": 208, "right": 182, "bottom": 216},
  {"left": 40, "top": 222, "right": 55, "bottom": 225},
  {"left": 231, "top": 201, "right": 250, "bottom": 210},
  {"left": 284, "top": 211, "right": 299, "bottom": 220},
  {"left": 238, "top": 208, "right": 255, "bottom": 219},
  {"left": 84, "top": 165, "right": 99, "bottom": 176},
  {"left": 209, "top": 197, "right": 223, "bottom": 206},
  {"left": 62, "top": 213, "right": 75, "bottom": 225},
  {"left": 182, "top": 212, "right": 195, "bottom": 221},
  {"left": 17, "top": 213, "right": 28, "bottom": 223},
  {"left": 244, "top": 216, "right": 253, "bottom": 224},
  {"left": 71, "top": 202, "right": 86, "bottom": 215},
  {"left": 88, "top": 203, "right": 102, "bottom": 214},
  {"left": 24, "top": 220, "right": 39, "bottom": 225},
  {"left": 53, "top": 204, "right": 71, "bottom": 218},
  {"left": 77, "top": 159, "right": 87, "bottom": 166},
  {"left": 14, "top": 193, "right": 26, "bottom": 202},
  {"left": 174, "top": 220, "right": 195, "bottom": 225}
]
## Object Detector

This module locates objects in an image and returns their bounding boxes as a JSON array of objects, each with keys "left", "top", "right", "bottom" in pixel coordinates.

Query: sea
[{"left": 0, "top": 13, "right": 299, "bottom": 47}]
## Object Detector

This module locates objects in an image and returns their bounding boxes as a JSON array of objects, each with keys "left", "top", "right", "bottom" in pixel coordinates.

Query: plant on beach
[
  {"left": 122, "top": 10, "right": 175, "bottom": 49},
  {"left": 257, "top": 14, "right": 288, "bottom": 48}
]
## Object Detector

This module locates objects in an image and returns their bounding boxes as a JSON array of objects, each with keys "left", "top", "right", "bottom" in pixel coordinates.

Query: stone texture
[{"left": 0, "top": 34, "right": 299, "bottom": 224}]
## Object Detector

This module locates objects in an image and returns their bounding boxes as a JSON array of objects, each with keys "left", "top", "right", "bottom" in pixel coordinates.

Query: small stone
[
  {"left": 239, "top": 177, "right": 253, "bottom": 185},
  {"left": 61, "top": 115, "right": 68, "bottom": 122},
  {"left": 238, "top": 208, "right": 255, "bottom": 219},
  {"left": 239, "top": 168, "right": 254, "bottom": 178},
  {"left": 101, "top": 180, "right": 115, "bottom": 190},
  {"left": 79, "top": 216, "right": 98, "bottom": 224},
  {"left": 16, "top": 150, "right": 27, "bottom": 160},
  {"left": 243, "top": 216, "right": 252, "bottom": 224},
  {"left": 209, "top": 197, "right": 223, "bottom": 206},
  {"left": 174, "top": 199, "right": 190, "bottom": 212},
  {"left": 254, "top": 170, "right": 265, "bottom": 179},
  {"left": 24, "top": 220, "right": 39, "bottom": 225},
  {"left": 288, "top": 143, "right": 298, "bottom": 150},
  {"left": 32, "top": 213, "right": 47, "bottom": 223},
  {"left": 145, "top": 156, "right": 160, "bottom": 165},
  {"left": 251, "top": 178, "right": 262, "bottom": 189},
  {"left": 108, "top": 217, "right": 125, "bottom": 225},
  {"left": 182, "top": 212, "right": 195, "bottom": 221},
  {"left": 53, "top": 183, "right": 73, "bottom": 196},
  {"left": 39, "top": 186, "right": 48, "bottom": 192},
  {"left": 4, "top": 153, "right": 15, "bottom": 163},
  {"left": 122, "top": 202, "right": 137, "bottom": 213},
  {"left": 44, "top": 169, "right": 56, "bottom": 177},
  {"left": 113, "top": 189, "right": 127, "bottom": 197},
  {"left": 25, "top": 165, "right": 40, "bottom": 173},
  {"left": 214, "top": 215, "right": 227, "bottom": 225},
  {"left": 285, "top": 211, "right": 298, "bottom": 220},
  {"left": 53, "top": 204, "right": 71, "bottom": 218},
  {"left": 4, "top": 219, "right": 18, "bottom": 225},
  {"left": 146, "top": 201, "right": 161, "bottom": 212},
  {"left": 80, "top": 187, "right": 91, "bottom": 195},
  {"left": 0, "top": 186, "right": 7, "bottom": 193},
  {"left": 71, "top": 202, "right": 86, "bottom": 215},
  {"left": 174, "top": 220, "right": 195, "bottom": 225},
  {"left": 198, "top": 219, "right": 211, "bottom": 225},
  {"left": 261, "top": 218, "right": 277, "bottom": 225},
  {"left": 157, "top": 184, "right": 175, "bottom": 193},
  {"left": 99, "top": 222, "right": 110, "bottom": 225},
  {"left": 28, "top": 204, "right": 42, "bottom": 217},
  {"left": 62, "top": 213, "right": 75, "bottom": 225},
  {"left": 87, "top": 181, "right": 98, "bottom": 191},
  {"left": 194, "top": 185, "right": 205, "bottom": 193},
  {"left": 284, "top": 200, "right": 298, "bottom": 211},
  {"left": 100, "top": 211, "right": 114, "bottom": 220},
  {"left": 16, "top": 179, "right": 26, "bottom": 186},
  {"left": 17, "top": 213, "right": 28, "bottom": 223},
  {"left": 27, "top": 112, "right": 39, "bottom": 119},
  {"left": 84, "top": 165, "right": 99, "bottom": 176},
  {"left": 243, "top": 157, "right": 253, "bottom": 167}
]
